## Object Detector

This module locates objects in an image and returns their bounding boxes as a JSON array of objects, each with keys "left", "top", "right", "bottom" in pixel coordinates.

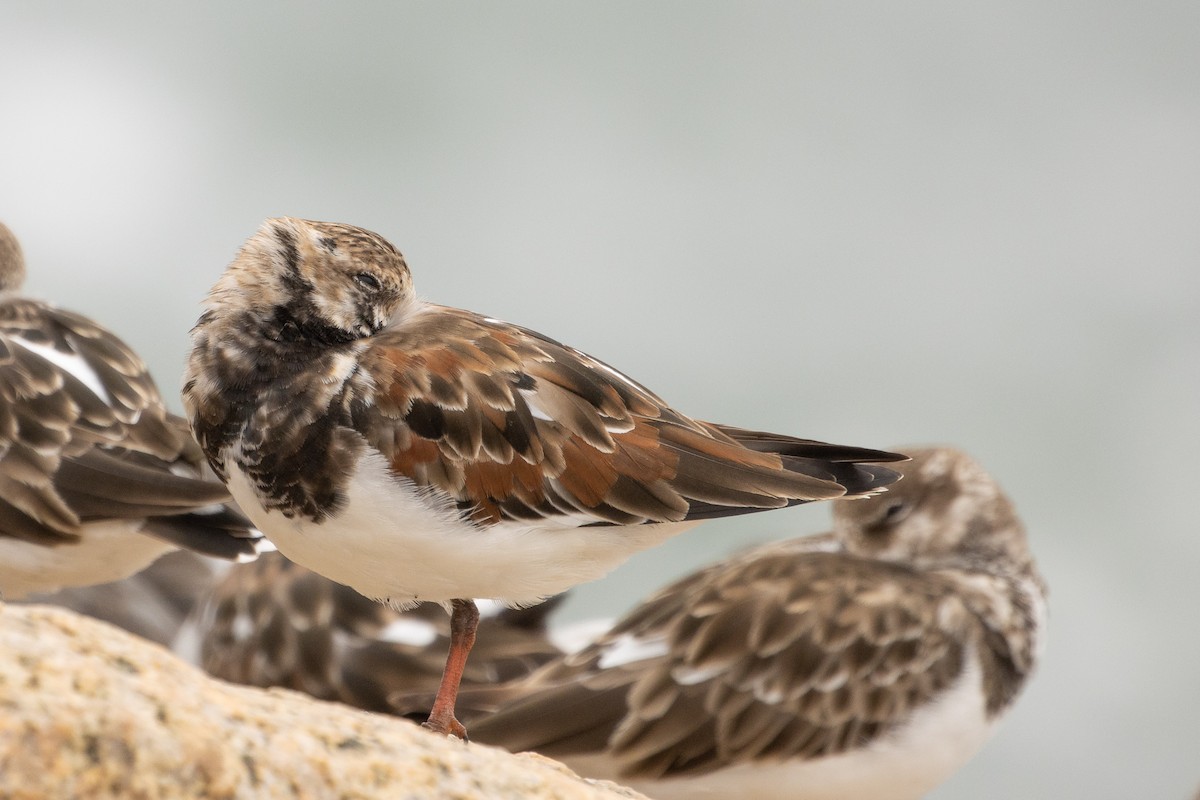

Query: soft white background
[{"left": 3, "top": 3, "right": 1197, "bottom": 798}]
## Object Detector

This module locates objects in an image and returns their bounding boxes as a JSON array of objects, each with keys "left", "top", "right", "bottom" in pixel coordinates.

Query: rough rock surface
[{"left": 0, "top": 603, "right": 645, "bottom": 800}]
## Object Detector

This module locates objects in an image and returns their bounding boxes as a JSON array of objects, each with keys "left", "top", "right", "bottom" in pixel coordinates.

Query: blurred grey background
[{"left": 2, "top": 3, "right": 1197, "bottom": 797}]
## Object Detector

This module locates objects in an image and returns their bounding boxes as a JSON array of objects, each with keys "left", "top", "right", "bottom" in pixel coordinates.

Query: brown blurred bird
[
  {"left": 0, "top": 221, "right": 264, "bottom": 600},
  {"left": 180, "top": 551, "right": 567, "bottom": 714},
  {"left": 458, "top": 447, "right": 1047, "bottom": 800}
]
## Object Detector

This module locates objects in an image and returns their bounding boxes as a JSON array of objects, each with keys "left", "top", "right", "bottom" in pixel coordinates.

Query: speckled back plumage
[{"left": 460, "top": 447, "right": 1046, "bottom": 799}]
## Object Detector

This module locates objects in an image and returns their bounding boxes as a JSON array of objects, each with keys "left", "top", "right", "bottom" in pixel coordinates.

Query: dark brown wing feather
[
  {"left": 468, "top": 545, "right": 975, "bottom": 779},
  {"left": 354, "top": 306, "right": 904, "bottom": 527},
  {"left": 0, "top": 298, "right": 259, "bottom": 556}
]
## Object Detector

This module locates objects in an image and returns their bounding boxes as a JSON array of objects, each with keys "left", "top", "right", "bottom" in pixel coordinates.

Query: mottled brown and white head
[
  {"left": 0, "top": 222, "right": 26, "bottom": 292},
  {"left": 204, "top": 217, "right": 415, "bottom": 343},
  {"left": 833, "top": 446, "right": 1034, "bottom": 575}
]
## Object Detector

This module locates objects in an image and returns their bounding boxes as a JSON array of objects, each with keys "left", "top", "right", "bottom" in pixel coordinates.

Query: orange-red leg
[{"left": 422, "top": 598, "right": 479, "bottom": 739}]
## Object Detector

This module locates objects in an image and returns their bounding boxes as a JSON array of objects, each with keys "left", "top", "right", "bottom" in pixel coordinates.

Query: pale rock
[{"left": 0, "top": 603, "right": 646, "bottom": 800}]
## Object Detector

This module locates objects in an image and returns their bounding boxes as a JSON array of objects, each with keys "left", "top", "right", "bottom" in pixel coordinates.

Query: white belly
[
  {"left": 565, "top": 655, "right": 996, "bottom": 800},
  {"left": 0, "top": 520, "right": 175, "bottom": 599},
  {"left": 225, "top": 449, "right": 694, "bottom": 608}
]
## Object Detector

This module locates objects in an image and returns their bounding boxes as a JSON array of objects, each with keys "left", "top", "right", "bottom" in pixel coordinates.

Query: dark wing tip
[
  {"left": 714, "top": 428, "right": 908, "bottom": 494},
  {"left": 832, "top": 462, "right": 904, "bottom": 494},
  {"left": 832, "top": 446, "right": 909, "bottom": 464},
  {"left": 141, "top": 507, "right": 267, "bottom": 561},
  {"left": 720, "top": 429, "right": 909, "bottom": 465}
]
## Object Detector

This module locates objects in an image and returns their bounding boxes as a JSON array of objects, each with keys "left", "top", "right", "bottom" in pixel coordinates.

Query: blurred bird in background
[
  {"left": 179, "top": 551, "right": 567, "bottom": 714},
  {"left": 452, "top": 447, "right": 1047, "bottom": 800},
  {"left": 0, "top": 221, "right": 265, "bottom": 602}
]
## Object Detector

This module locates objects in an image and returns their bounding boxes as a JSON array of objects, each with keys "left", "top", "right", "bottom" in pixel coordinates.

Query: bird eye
[
  {"left": 354, "top": 272, "right": 381, "bottom": 291},
  {"left": 880, "top": 500, "right": 910, "bottom": 526},
  {"left": 858, "top": 499, "right": 911, "bottom": 537}
]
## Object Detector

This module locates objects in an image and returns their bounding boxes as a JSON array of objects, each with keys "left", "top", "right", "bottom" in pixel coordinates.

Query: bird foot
[{"left": 422, "top": 713, "right": 469, "bottom": 741}]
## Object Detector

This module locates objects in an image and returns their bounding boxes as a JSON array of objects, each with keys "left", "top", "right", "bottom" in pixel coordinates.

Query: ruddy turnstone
[
  {"left": 181, "top": 217, "right": 906, "bottom": 737},
  {"left": 180, "top": 551, "right": 565, "bottom": 713},
  {"left": 463, "top": 447, "right": 1047, "bottom": 800},
  {"left": 0, "top": 222, "right": 263, "bottom": 599}
]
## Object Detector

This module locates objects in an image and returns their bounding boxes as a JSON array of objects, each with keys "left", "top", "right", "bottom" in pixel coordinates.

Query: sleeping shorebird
[
  {"left": 0, "top": 221, "right": 263, "bottom": 600},
  {"left": 460, "top": 447, "right": 1047, "bottom": 799},
  {"left": 181, "top": 217, "right": 905, "bottom": 738}
]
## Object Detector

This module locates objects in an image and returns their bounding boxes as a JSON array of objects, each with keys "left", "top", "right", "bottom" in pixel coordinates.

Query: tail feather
[
  {"left": 776, "top": 458, "right": 902, "bottom": 497},
  {"left": 712, "top": 425, "right": 908, "bottom": 464},
  {"left": 716, "top": 425, "right": 905, "bottom": 495},
  {"left": 665, "top": 425, "right": 906, "bottom": 521},
  {"left": 142, "top": 506, "right": 267, "bottom": 561}
]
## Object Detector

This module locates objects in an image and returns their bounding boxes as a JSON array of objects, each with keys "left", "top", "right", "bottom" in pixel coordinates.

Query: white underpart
[
  {"left": 597, "top": 633, "right": 669, "bottom": 670},
  {"left": 225, "top": 446, "right": 697, "bottom": 608},
  {"left": 377, "top": 617, "right": 439, "bottom": 647},
  {"left": 566, "top": 651, "right": 997, "bottom": 800},
  {"left": 475, "top": 598, "right": 508, "bottom": 619},
  {"left": 10, "top": 335, "right": 113, "bottom": 405},
  {"left": 0, "top": 520, "right": 173, "bottom": 599}
]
